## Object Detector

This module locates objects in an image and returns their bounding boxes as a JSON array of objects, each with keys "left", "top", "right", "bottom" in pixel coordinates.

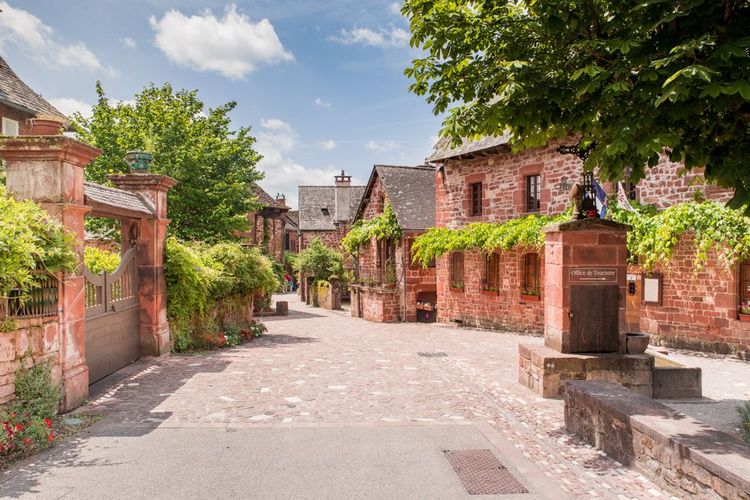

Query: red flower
[
  {"left": 44, "top": 418, "right": 53, "bottom": 428},
  {"left": 15, "top": 423, "right": 23, "bottom": 432},
  {"left": 48, "top": 432, "right": 55, "bottom": 442},
  {"left": 23, "top": 437, "right": 32, "bottom": 446}
]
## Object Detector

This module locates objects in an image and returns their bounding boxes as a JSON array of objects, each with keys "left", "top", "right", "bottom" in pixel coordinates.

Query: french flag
[{"left": 593, "top": 179, "right": 607, "bottom": 219}]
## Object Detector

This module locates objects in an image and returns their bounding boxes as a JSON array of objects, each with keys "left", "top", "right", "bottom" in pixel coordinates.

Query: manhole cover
[
  {"left": 417, "top": 351, "right": 447, "bottom": 358},
  {"left": 443, "top": 449, "right": 528, "bottom": 495}
]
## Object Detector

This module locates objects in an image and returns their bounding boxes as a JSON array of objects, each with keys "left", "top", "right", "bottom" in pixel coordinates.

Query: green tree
[
  {"left": 295, "top": 239, "right": 344, "bottom": 282},
  {"left": 404, "top": 0, "right": 750, "bottom": 208},
  {"left": 72, "top": 82, "right": 263, "bottom": 241}
]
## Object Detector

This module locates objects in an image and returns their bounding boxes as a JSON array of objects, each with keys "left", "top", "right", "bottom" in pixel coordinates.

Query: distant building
[
  {"left": 297, "top": 170, "right": 365, "bottom": 253},
  {"left": 0, "top": 55, "right": 67, "bottom": 136},
  {"left": 240, "top": 185, "right": 290, "bottom": 263},
  {"left": 284, "top": 210, "right": 299, "bottom": 253}
]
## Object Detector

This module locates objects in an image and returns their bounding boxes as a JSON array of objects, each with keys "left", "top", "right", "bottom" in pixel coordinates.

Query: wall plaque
[{"left": 569, "top": 267, "right": 618, "bottom": 283}]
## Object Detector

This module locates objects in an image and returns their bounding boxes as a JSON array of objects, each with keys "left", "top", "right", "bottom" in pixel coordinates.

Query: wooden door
[{"left": 570, "top": 285, "right": 619, "bottom": 353}]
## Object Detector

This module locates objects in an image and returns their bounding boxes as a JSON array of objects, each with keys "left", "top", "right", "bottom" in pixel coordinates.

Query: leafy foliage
[
  {"left": 609, "top": 200, "right": 750, "bottom": 270},
  {"left": 403, "top": 0, "right": 750, "bottom": 210},
  {"left": 71, "top": 82, "right": 263, "bottom": 241},
  {"left": 739, "top": 402, "right": 750, "bottom": 442},
  {"left": 342, "top": 201, "right": 403, "bottom": 255},
  {"left": 411, "top": 213, "right": 567, "bottom": 267},
  {"left": 295, "top": 238, "right": 344, "bottom": 282},
  {"left": 83, "top": 247, "right": 121, "bottom": 274},
  {"left": 0, "top": 187, "right": 78, "bottom": 298},
  {"left": 9, "top": 362, "right": 60, "bottom": 418},
  {"left": 164, "top": 237, "right": 279, "bottom": 351}
]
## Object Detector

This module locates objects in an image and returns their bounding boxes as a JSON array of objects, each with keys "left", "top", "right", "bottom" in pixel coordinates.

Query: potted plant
[
  {"left": 521, "top": 288, "right": 540, "bottom": 302},
  {"left": 450, "top": 281, "right": 464, "bottom": 291},
  {"left": 28, "top": 115, "right": 65, "bottom": 135},
  {"left": 125, "top": 131, "right": 157, "bottom": 173},
  {"left": 482, "top": 283, "right": 500, "bottom": 296},
  {"left": 739, "top": 305, "right": 750, "bottom": 322}
]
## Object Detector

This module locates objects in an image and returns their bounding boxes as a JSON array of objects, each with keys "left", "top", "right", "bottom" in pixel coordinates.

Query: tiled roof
[
  {"left": 426, "top": 133, "right": 511, "bottom": 162},
  {"left": 298, "top": 185, "right": 366, "bottom": 231},
  {"left": 0, "top": 56, "right": 67, "bottom": 121},
  {"left": 252, "top": 184, "right": 288, "bottom": 210},
  {"left": 356, "top": 165, "right": 436, "bottom": 230},
  {"left": 84, "top": 182, "right": 156, "bottom": 216},
  {"left": 285, "top": 210, "right": 299, "bottom": 229}
]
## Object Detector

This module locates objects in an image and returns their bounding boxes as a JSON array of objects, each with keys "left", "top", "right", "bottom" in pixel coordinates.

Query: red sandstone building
[
  {"left": 241, "top": 185, "right": 290, "bottom": 263},
  {"left": 297, "top": 170, "right": 365, "bottom": 251},
  {"left": 349, "top": 165, "right": 437, "bottom": 322},
  {"left": 427, "top": 135, "right": 749, "bottom": 355}
]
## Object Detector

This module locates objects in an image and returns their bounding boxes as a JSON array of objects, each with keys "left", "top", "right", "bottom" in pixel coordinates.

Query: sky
[{"left": 0, "top": 0, "right": 443, "bottom": 208}]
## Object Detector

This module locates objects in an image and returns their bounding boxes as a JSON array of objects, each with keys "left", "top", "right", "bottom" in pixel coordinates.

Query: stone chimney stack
[
  {"left": 276, "top": 193, "right": 287, "bottom": 206},
  {"left": 334, "top": 170, "right": 352, "bottom": 222},
  {"left": 334, "top": 170, "right": 352, "bottom": 187}
]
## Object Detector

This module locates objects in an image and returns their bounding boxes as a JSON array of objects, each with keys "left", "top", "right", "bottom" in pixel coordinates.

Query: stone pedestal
[
  {"left": 1, "top": 136, "right": 101, "bottom": 411},
  {"left": 110, "top": 173, "right": 176, "bottom": 357}
]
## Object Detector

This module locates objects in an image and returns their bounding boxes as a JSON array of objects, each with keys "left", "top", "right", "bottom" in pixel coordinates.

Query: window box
[
  {"left": 739, "top": 313, "right": 750, "bottom": 323},
  {"left": 481, "top": 287, "right": 500, "bottom": 296},
  {"left": 520, "top": 292, "right": 540, "bottom": 302},
  {"left": 450, "top": 281, "right": 464, "bottom": 292}
]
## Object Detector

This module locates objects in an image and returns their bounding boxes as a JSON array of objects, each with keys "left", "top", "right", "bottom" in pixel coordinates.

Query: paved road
[{"left": 5, "top": 294, "right": 731, "bottom": 499}]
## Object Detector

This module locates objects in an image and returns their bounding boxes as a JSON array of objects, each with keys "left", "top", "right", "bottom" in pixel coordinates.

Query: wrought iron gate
[{"left": 84, "top": 248, "right": 140, "bottom": 384}]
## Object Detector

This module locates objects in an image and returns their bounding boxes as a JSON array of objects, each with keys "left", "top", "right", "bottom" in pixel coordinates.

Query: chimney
[
  {"left": 276, "top": 192, "right": 287, "bottom": 206},
  {"left": 334, "top": 170, "right": 352, "bottom": 222},
  {"left": 334, "top": 169, "right": 352, "bottom": 187}
]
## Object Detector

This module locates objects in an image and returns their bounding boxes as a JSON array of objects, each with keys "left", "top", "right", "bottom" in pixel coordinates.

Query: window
[
  {"left": 526, "top": 175, "right": 541, "bottom": 212},
  {"left": 470, "top": 182, "right": 483, "bottom": 216},
  {"left": 741, "top": 260, "right": 750, "bottom": 315},
  {"left": 377, "top": 238, "right": 395, "bottom": 284},
  {"left": 1, "top": 117, "right": 19, "bottom": 137},
  {"left": 483, "top": 253, "right": 500, "bottom": 292},
  {"left": 320, "top": 207, "right": 330, "bottom": 216},
  {"left": 522, "top": 253, "right": 540, "bottom": 296},
  {"left": 450, "top": 252, "right": 464, "bottom": 288}
]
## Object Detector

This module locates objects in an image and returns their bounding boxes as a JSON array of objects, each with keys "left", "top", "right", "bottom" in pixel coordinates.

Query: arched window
[
  {"left": 522, "top": 253, "right": 540, "bottom": 296},
  {"left": 483, "top": 252, "right": 500, "bottom": 292}
]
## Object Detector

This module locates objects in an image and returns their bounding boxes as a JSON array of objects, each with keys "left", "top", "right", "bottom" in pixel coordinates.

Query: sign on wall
[{"left": 569, "top": 267, "right": 619, "bottom": 284}]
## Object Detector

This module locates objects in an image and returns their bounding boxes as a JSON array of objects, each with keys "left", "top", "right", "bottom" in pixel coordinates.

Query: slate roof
[
  {"left": 356, "top": 165, "right": 436, "bottom": 230},
  {"left": 298, "top": 185, "right": 366, "bottom": 231},
  {"left": 84, "top": 182, "right": 156, "bottom": 216},
  {"left": 0, "top": 55, "right": 67, "bottom": 121},
  {"left": 426, "top": 133, "right": 511, "bottom": 163},
  {"left": 252, "top": 184, "right": 288, "bottom": 210},
  {"left": 285, "top": 210, "right": 299, "bottom": 230}
]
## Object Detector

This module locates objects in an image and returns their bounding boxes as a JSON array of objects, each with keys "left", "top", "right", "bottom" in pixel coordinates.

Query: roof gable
[
  {"left": 0, "top": 56, "right": 67, "bottom": 121},
  {"left": 426, "top": 134, "right": 511, "bottom": 162},
  {"left": 298, "top": 185, "right": 365, "bottom": 231}
]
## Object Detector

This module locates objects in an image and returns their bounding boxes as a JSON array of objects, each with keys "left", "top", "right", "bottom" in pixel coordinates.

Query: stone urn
[
  {"left": 29, "top": 117, "right": 64, "bottom": 135},
  {"left": 626, "top": 332, "right": 650, "bottom": 354},
  {"left": 125, "top": 151, "right": 154, "bottom": 173}
]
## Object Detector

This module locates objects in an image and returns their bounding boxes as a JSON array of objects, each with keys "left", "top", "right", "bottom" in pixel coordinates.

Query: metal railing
[{"left": 1, "top": 274, "right": 60, "bottom": 319}]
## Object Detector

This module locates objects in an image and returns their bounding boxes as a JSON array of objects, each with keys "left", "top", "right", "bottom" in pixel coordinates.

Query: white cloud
[
  {"left": 255, "top": 119, "right": 348, "bottom": 209},
  {"left": 0, "top": 2, "right": 109, "bottom": 73},
  {"left": 149, "top": 4, "right": 293, "bottom": 79},
  {"left": 318, "top": 139, "right": 336, "bottom": 150},
  {"left": 366, "top": 140, "right": 401, "bottom": 152},
  {"left": 48, "top": 97, "right": 92, "bottom": 118},
  {"left": 314, "top": 97, "right": 332, "bottom": 108},
  {"left": 389, "top": 2, "right": 403, "bottom": 16},
  {"left": 329, "top": 26, "right": 409, "bottom": 48},
  {"left": 120, "top": 37, "right": 137, "bottom": 49}
]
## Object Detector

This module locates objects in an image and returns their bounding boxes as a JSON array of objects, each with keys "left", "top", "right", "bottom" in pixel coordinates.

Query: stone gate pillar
[
  {"left": 109, "top": 173, "right": 176, "bottom": 356},
  {"left": 0, "top": 136, "right": 100, "bottom": 411},
  {"left": 543, "top": 218, "right": 629, "bottom": 354}
]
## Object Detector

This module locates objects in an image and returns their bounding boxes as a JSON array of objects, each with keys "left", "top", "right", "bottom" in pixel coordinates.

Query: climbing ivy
[
  {"left": 411, "top": 213, "right": 567, "bottom": 268},
  {"left": 609, "top": 200, "right": 750, "bottom": 270},
  {"left": 342, "top": 201, "right": 402, "bottom": 255}
]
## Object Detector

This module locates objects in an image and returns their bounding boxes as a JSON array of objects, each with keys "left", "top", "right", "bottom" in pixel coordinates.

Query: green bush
[
  {"left": 83, "top": 247, "right": 121, "bottom": 274},
  {"left": 739, "top": 402, "right": 750, "bottom": 443},
  {"left": 164, "top": 237, "right": 278, "bottom": 351},
  {"left": 295, "top": 238, "right": 344, "bottom": 282},
  {"left": 10, "top": 362, "right": 60, "bottom": 418},
  {"left": 0, "top": 186, "right": 78, "bottom": 298}
]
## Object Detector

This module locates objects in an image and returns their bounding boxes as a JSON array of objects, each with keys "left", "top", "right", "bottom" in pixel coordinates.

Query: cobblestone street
[{"left": 4, "top": 295, "right": 749, "bottom": 499}]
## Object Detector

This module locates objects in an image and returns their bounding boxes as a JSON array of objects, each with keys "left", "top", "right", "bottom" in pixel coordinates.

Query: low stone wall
[
  {"left": 565, "top": 380, "right": 750, "bottom": 499},
  {"left": 316, "top": 281, "right": 341, "bottom": 310},
  {"left": 0, "top": 317, "right": 61, "bottom": 405},
  {"left": 350, "top": 285, "right": 399, "bottom": 322},
  {"left": 518, "top": 344, "right": 653, "bottom": 398}
]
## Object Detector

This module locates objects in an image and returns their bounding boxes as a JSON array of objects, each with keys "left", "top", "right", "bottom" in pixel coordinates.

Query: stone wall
[
  {"left": 245, "top": 213, "right": 285, "bottom": 263},
  {"left": 350, "top": 286, "right": 400, "bottom": 322},
  {"left": 316, "top": 280, "right": 341, "bottom": 311},
  {"left": 436, "top": 248, "right": 544, "bottom": 333},
  {"left": 0, "top": 103, "right": 34, "bottom": 135},
  {"left": 0, "top": 317, "right": 61, "bottom": 405},
  {"left": 565, "top": 380, "right": 750, "bottom": 499}
]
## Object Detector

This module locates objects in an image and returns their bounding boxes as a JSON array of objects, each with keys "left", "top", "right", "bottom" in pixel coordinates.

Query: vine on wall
[{"left": 342, "top": 201, "right": 402, "bottom": 255}]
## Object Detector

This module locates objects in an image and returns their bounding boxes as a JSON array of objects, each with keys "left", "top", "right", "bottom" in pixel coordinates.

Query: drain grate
[
  {"left": 443, "top": 449, "right": 528, "bottom": 495},
  {"left": 417, "top": 351, "right": 447, "bottom": 358}
]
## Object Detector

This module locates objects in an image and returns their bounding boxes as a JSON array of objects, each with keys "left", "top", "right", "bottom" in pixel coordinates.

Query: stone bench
[{"left": 565, "top": 380, "right": 750, "bottom": 498}]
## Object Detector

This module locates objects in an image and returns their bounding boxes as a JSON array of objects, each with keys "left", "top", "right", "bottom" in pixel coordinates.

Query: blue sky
[{"left": 0, "top": 0, "right": 442, "bottom": 208}]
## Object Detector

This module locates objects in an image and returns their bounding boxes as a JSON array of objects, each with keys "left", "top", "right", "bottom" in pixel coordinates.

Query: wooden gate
[
  {"left": 84, "top": 248, "right": 140, "bottom": 384},
  {"left": 569, "top": 285, "right": 619, "bottom": 353}
]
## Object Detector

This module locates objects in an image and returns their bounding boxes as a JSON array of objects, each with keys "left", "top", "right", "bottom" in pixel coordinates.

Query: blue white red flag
[{"left": 593, "top": 179, "right": 607, "bottom": 218}]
